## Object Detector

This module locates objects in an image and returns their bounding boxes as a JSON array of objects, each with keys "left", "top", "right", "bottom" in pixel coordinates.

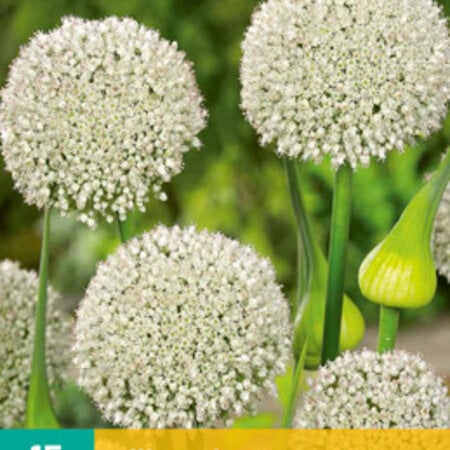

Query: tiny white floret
[
  {"left": 74, "top": 225, "right": 291, "bottom": 428},
  {"left": 294, "top": 349, "right": 449, "bottom": 429},
  {"left": 0, "top": 260, "right": 73, "bottom": 428},
  {"left": 0, "top": 17, "right": 207, "bottom": 226},
  {"left": 240, "top": 0, "right": 450, "bottom": 168}
]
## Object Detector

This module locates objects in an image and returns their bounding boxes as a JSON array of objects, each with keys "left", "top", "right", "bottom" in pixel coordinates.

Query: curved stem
[
  {"left": 26, "top": 209, "right": 60, "bottom": 428},
  {"left": 377, "top": 305, "right": 400, "bottom": 353},
  {"left": 321, "top": 165, "right": 353, "bottom": 364},
  {"left": 284, "top": 159, "right": 313, "bottom": 316},
  {"left": 282, "top": 340, "right": 308, "bottom": 428}
]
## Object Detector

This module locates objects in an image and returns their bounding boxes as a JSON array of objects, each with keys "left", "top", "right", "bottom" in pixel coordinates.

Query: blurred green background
[{"left": 0, "top": 0, "right": 449, "bottom": 427}]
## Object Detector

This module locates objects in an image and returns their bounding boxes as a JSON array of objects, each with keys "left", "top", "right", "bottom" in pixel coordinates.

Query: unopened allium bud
[
  {"left": 295, "top": 350, "right": 449, "bottom": 429},
  {"left": 240, "top": 0, "right": 450, "bottom": 168},
  {"left": 0, "top": 17, "right": 207, "bottom": 227},
  {"left": 359, "top": 152, "right": 450, "bottom": 308},
  {"left": 74, "top": 225, "right": 291, "bottom": 428},
  {"left": 433, "top": 181, "right": 450, "bottom": 282},
  {"left": 0, "top": 260, "right": 72, "bottom": 428}
]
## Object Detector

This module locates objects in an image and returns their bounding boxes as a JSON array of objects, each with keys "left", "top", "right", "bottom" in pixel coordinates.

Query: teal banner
[{"left": 0, "top": 430, "right": 94, "bottom": 450}]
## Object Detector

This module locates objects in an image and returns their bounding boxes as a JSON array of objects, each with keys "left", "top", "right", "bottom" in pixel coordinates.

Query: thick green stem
[
  {"left": 26, "top": 209, "right": 60, "bottom": 428},
  {"left": 377, "top": 305, "right": 400, "bottom": 353},
  {"left": 282, "top": 341, "right": 308, "bottom": 428},
  {"left": 116, "top": 213, "right": 135, "bottom": 243},
  {"left": 284, "top": 159, "right": 313, "bottom": 316},
  {"left": 321, "top": 165, "right": 353, "bottom": 364}
]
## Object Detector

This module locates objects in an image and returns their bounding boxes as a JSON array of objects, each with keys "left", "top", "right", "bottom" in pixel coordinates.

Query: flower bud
[{"left": 359, "top": 151, "right": 450, "bottom": 308}]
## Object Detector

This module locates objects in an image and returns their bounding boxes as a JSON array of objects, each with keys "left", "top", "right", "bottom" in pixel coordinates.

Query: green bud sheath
[
  {"left": 294, "top": 243, "right": 365, "bottom": 369},
  {"left": 359, "top": 150, "right": 450, "bottom": 309}
]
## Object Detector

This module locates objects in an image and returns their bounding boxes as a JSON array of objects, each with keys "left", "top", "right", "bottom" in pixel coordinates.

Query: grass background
[{"left": 0, "top": 0, "right": 449, "bottom": 427}]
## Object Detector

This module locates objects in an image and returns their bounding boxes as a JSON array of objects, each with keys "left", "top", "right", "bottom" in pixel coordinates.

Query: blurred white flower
[
  {"left": 434, "top": 181, "right": 450, "bottom": 283},
  {"left": 0, "top": 16, "right": 207, "bottom": 227},
  {"left": 74, "top": 225, "right": 291, "bottom": 428},
  {"left": 240, "top": 0, "right": 450, "bottom": 168},
  {"left": 295, "top": 349, "right": 449, "bottom": 429},
  {"left": 0, "top": 260, "right": 73, "bottom": 428}
]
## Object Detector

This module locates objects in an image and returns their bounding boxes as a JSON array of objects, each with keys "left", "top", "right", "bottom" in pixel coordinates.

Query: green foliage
[{"left": 0, "top": 0, "right": 449, "bottom": 427}]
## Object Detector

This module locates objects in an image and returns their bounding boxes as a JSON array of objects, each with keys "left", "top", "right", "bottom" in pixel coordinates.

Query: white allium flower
[
  {"left": 434, "top": 181, "right": 450, "bottom": 282},
  {"left": 294, "top": 349, "right": 450, "bottom": 429},
  {"left": 0, "top": 260, "right": 73, "bottom": 428},
  {"left": 74, "top": 225, "right": 291, "bottom": 428},
  {"left": 0, "top": 17, "right": 207, "bottom": 227},
  {"left": 240, "top": 0, "right": 450, "bottom": 169}
]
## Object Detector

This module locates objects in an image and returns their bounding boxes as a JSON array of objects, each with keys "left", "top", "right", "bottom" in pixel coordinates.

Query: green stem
[
  {"left": 284, "top": 159, "right": 313, "bottom": 316},
  {"left": 282, "top": 340, "right": 308, "bottom": 428},
  {"left": 377, "top": 305, "right": 400, "bottom": 353},
  {"left": 116, "top": 213, "right": 135, "bottom": 243},
  {"left": 26, "top": 209, "right": 60, "bottom": 428},
  {"left": 321, "top": 165, "right": 353, "bottom": 364}
]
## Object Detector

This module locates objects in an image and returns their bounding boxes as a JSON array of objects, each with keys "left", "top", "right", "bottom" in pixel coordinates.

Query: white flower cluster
[
  {"left": 434, "top": 181, "right": 450, "bottom": 283},
  {"left": 74, "top": 225, "right": 291, "bottom": 428},
  {"left": 240, "top": 0, "right": 450, "bottom": 169},
  {"left": 0, "top": 16, "right": 207, "bottom": 227},
  {"left": 295, "top": 349, "right": 449, "bottom": 429},
  {"left": 0, "top": 260, "right": 73, "bottom": 428}
]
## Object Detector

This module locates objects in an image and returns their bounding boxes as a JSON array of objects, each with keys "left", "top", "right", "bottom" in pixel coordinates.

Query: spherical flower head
[
  {"left": 0, "top": 260, "right": 73, "bottom": 428},
  {"left": 74, "top": 225, "right": 291, "bottom": 428},
  {"left": 433, "top": 181, "right": 450, "bottom": 283},
  {"left": 294, "top": 349, "right": 449, "bottom": 429},
  {"left": 0, "top": 17, "right": 207, "bottom": 227},
  {"left": 240, "top": 0, "right": 450, "bottom": 169}
]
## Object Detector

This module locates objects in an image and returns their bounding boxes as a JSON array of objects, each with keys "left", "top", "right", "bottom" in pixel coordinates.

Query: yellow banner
[{"left": 95, "top": 429, "right": 450, "bottom": 450}]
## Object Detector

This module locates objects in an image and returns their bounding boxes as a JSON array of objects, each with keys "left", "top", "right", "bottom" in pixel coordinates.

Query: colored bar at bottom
[
  {"left": 0, "top": 429, "right": 93, "bottom": 450},
  {"left": 95, "top": 429, "right": 450, "bottom": 450},
  {"left": 1, "top": 429, "right": 448, "bottom": 449}
]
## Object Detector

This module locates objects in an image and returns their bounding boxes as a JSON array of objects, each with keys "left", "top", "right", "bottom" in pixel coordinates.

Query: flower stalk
[
  {"left": 116, "top": 213, "right": 135, "bottom": 243},
  {"left": 322, "top": 164, "right": 353, "bottom": 364},
  {"left": 377, "top": 305, "right": 400, "bottom": 353},
  {"left": 26, "top": 209, "right": 59, "bottom": 428},
  {"left": 285, "top": 159, "right": 363, "bottom": 369}
]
